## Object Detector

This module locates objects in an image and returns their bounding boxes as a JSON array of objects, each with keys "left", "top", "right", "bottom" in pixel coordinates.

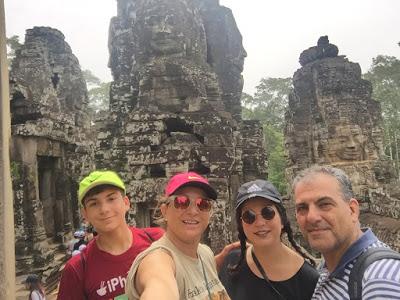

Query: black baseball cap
[{"left": 236, "top": 179, "right": 282, "bottom": 209}]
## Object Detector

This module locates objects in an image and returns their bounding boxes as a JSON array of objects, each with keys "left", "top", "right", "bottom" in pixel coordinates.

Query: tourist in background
[
  {"left": 66, "top": 230, "right": 80, "bottom": 256},
  {"left": 72, "top": 230, "right": 86, "bottom": 251},
  {"left": 25, "top": 274, "right": 46, "bottom": 300},
  {"left": 125, "top": 171, "right": 231, "bottom": 300},
  {"left": 219, "top": 179, "right": 319, "bottom": 300},
  {"left": 292, "top": 165, "right": 400, "bottom": 299}
]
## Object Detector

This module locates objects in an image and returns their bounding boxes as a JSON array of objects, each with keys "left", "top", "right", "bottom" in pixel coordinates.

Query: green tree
[
  {"left": 82, "top": 69, "right": 101, "bottom": 86},
  {"left": 241, "top": 77, "right": 292, "bottom": 194},
  {"left": 88, "top": 82, "right": 111, "bottom": 112},
  {"left": 6, "top": 35, "right": 22, "bottom": 65},
  {"left": 82, "top": 69, "right": 110, "bottom": 112},
  {"left": 364, "top": 55, "right": 400, "bottom": 177}
]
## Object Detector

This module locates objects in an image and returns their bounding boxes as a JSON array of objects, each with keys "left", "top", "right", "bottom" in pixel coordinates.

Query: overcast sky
[{"left": 5, "top": 0, "right": 400, "bottom": 94}]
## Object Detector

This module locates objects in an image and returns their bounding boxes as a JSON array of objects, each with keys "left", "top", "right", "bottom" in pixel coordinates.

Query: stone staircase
[{"left": 16, "top": 239, "right": 69, "bottom": 300}]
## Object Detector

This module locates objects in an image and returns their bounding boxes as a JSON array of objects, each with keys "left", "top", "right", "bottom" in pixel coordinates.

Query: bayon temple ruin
[
  {"left": 8, "top": 0, "right": 267, "bottom": 281},
  {"left": 9, "top": 26, "right": 94, "bottom": 283},
  {"left": 285, "top": 36, "right": 400, "bottom": 251},
  {"left": 5, "top": 0, "right": 400, "bottom": 286},
  {"left": 98, "top": 0, "right": 266, "bottom": 252}
]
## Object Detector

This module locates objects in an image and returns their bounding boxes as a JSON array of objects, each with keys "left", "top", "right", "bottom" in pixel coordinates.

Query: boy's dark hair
[{"left": 82, "top": 184, "right": 125, "bottom": 207}]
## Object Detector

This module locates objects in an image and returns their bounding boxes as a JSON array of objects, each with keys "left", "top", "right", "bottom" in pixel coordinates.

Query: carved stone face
[
  {"left": 145, "top": 12, "right": 183, "bottom": 55},
  {"left": 330, "top": 124, "right": 366, "bottom": 161},
  {"left": 135, "top": 0, "right": 206, "bottom": 61}
]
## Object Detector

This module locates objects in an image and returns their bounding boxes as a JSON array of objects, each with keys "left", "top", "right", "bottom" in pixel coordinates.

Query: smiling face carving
[
  {"left": 133, "top": 0, "right": 206, "bottom": 62},
  {"left": 329, "top": 124, "right": 367, "bottom": 162}
]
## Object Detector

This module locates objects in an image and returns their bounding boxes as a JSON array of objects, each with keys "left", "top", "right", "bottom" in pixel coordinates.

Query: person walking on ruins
[
  {"left": 25, "top": 274, "right": 46, "bottom": 300},
  {"left": 57, "top": 170, "right": 164, "bottom": 300},
  {"left": 219, "top": 179, "right": 319, "bottom": 300},
  {"left": 72, "top": 230, "right": 86, "bottom": 251},
  {"left": 125, "top": 171, "right": 231, "bottom": 300},
  {"left": 292, "top": 165, "right": 400, "bottom": 299}
]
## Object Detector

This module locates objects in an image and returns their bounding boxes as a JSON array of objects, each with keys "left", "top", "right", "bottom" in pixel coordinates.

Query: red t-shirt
[{"left": 57, "top": 226, "right": 164, "bottom": 300}]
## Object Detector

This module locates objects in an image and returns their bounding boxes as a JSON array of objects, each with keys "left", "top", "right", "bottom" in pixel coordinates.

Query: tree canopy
[
  {"left": 364, "top": 55, "right": 400, "bottom": 177},
  {"left": 6, "top": 35, "right": 22, "bottom": 66},
  {"left": 82, "top": 69, "right": 110, "bottom": 112},
  {"left": 241, "top": 77, "right": 292, "bottom": 194}
]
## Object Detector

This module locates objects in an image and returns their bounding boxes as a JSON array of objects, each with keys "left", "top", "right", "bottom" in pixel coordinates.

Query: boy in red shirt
[{"left": 57, "top": 170, "right": 164, "bottom": 300}]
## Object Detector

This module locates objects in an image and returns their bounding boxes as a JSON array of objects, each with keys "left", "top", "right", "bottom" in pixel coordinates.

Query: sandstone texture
[{"left": 285, "top": 37, "right": 400, "bottom": 251}]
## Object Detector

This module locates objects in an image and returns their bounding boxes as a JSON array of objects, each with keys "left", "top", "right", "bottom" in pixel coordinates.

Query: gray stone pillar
[{"left": 0, "top": 0, "right": 16, "bottom": 297}]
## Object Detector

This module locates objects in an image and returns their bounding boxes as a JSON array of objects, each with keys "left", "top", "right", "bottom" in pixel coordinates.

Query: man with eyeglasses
[{"left": 293, "top": 165, "right": 400, "bottom": 299}]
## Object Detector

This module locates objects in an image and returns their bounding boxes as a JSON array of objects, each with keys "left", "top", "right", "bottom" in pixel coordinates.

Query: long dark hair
[
  {"left": 230, "top": 200, "right": 316, "bottom": 273},
  {"left": 26, "top": 274, "right": 45, "bottom": 298}
]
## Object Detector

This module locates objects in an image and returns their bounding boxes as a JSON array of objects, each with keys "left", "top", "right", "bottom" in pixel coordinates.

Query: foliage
[
  {"left": 10, "top": 161, "right": 21, "bottom": 181},
  {"left": 88, "top": 82, "right": 111, "bottom": 112},
  {"left": 82, "top": 69, "right": 101, "bottom": 86},
  {"left": 6, "top": 35, "right": 22, "bottom": 66},
  {"left": 263, "top": 124, "right": 287, "bottom": 193},
  {"left": 241, "top": 77, "right": 292, "bottom": 194},
  {"left": 364, "top": 55, "right": 400, "bottom": 177},
  {"left": 82, "top": 69, "right": 110, "bottom": 112}
]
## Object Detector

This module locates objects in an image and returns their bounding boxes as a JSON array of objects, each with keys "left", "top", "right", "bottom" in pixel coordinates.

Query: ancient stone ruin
[
  {"left": 285, "top": 37, "right": 400, "bottom": 251},
  {"left": 9, "top": 27, "right": 94, "bottom": 280},
  {"left": 97, "top": 0, "right": 266, "bottom": 251}
]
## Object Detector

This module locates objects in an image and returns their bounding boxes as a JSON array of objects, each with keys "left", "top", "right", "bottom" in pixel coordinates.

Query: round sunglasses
[
  {"left": 169, "top": 195, "right": 212, "bottom": 212},
  {"left": 241, "top": 206, "right": 276, "bottom": 224}
]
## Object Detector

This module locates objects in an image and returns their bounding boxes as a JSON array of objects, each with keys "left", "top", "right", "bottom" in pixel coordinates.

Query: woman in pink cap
[{"left": 126, "top": 171, "right": 231, "bottom": 300}]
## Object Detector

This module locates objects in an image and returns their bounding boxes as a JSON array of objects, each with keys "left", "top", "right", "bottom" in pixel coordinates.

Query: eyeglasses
[
  {"left": 168, "top": 195, "right": 212, "bottom": 212},
  {"left": 241, "top": 206, "right": 276, "bottom": 224}
]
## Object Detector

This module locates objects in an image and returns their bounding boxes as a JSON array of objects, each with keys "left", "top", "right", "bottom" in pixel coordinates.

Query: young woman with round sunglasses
[
  {"left": 219, "top": 179, "right": 319, "bottom": 300},
  {"left": 125, "top": 171, "right": 231, "bottom": 300}
]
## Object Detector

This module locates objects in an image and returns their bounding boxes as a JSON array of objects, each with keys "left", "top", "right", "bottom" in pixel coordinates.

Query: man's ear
[
  {"left": 81, "top": 206, "right": 87, "bottom": 220},
  {"left": 123, "top": 195, "right": 131, "bottom": 209},
  {"left": 348, "top": 198, "right": 360, "bottom": 221}
]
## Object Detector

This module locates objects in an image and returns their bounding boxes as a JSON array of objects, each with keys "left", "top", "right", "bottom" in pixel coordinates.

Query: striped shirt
[{"left": 312, "top": 229, "right": 400, "bottom": 300}]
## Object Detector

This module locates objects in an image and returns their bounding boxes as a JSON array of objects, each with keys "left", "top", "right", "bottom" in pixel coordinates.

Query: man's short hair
[{"left": 292, "top": 165, "right": 354, "bottom": 201}]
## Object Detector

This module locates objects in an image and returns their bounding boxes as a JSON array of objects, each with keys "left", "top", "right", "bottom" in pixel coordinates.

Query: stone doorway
[
  {"left": 37, "top": 156, "right": 62, "bottom": 242},
  {"left": 135, "top": 202, "right": 159, "bottom": 228}
]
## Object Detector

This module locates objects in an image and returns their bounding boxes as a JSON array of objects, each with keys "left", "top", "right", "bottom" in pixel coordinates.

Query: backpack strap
[
  {"left": 143, "top": 229, "right": 156, "bottom": 242},
  {"left": 348, "top": 247, "right": 400, "bottom": 300}
]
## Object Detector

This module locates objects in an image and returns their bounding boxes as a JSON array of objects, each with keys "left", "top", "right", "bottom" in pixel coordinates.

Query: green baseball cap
[{"left": 78, "top": 170, "right": 126, "bottom": 206}]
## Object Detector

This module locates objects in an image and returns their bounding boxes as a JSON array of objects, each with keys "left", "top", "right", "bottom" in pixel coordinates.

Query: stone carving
[
  {"left": 194, "top": 0, "right": 247, "bottom": 121},
  {"left": 299, "top": 35, "right": 339, "bottom": 66},
  {"left": 285, "top": 37, "right": 400, "bottom": 251},
  {"left": 9, "top": 27, "right": 95, "bottom": 278},
  {"left": 99, "top": 0, "right": 266, "bottom": 251}
]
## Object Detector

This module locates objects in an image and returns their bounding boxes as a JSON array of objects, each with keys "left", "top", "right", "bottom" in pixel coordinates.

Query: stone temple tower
[
  {"left": 9, "top": 27, "right": 94, "bottom": 276},
  {"left": 96, "top": 0, "right": 267, "bottom": 251},
  {"left": 285, "top": 37, "right": 400, "bottom": 251}
]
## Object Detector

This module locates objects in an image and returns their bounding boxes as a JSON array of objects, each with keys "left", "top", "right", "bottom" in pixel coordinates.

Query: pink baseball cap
[{"left": 165, "top": 172, "right": 218, "bottom": 200}]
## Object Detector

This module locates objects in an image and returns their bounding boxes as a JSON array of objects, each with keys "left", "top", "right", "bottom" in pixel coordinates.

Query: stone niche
[
  {"left": 9, "top": 27, "right": 95, "bottom": 278},
  {"left": 98, "top": 0, "right": 267, "bottom": 251},
  {"left": 285, "top": 37, "right": 400, "bottom": 251}
]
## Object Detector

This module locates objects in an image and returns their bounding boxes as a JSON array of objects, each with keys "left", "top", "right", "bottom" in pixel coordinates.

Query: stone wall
[
  {"left": 98, "top": 0, "right": 266, "bottom": 251},
  {"left": 285, "top": 37, "right": 400, "bottom": 250},
  {"left": 9, "top": 27, "right": 95, "bottom": 276}
]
